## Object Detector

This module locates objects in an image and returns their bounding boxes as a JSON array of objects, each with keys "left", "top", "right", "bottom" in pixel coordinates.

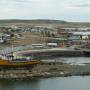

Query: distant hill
[
  {"left": 0, "top": 19, "right": 90, "bottom": 28},
  {"left": 0, "top": 19, "right": 67, "bottom": 24}
]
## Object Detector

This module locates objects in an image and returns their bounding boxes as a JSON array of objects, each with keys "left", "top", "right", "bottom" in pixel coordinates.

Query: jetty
[{"left": 14, "top": 48, "right": 90, "bottom": 58}]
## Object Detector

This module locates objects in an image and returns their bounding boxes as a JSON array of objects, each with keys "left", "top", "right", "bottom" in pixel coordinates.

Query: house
[
  {"left": 47, "top": 43, "right": 58, "bottom": 47},
  {"left": 68, "top": 35, "right": 81, "bottom": 40}
]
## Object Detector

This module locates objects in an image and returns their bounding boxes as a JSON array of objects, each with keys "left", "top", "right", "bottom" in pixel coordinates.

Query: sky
[{"left": 0, "top": 0, "right": 90, "bottom": 22}]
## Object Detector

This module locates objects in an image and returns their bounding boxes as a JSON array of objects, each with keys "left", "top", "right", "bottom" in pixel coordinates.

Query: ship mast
[{"left": 11, "top": 38, "right": 14, "bottom": 60}]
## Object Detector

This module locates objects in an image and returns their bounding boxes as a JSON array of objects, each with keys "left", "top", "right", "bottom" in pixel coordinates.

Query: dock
[{"left": 14, "top": 48, "right": 90, "bottom": 58}]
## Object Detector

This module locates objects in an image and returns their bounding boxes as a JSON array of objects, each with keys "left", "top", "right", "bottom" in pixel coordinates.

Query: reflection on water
[
  {"left": 0, "top": 79, "right": 40, "bottom": 90},
  {"left": 0, "top": 76, "right": 90, "bottom": 90}
]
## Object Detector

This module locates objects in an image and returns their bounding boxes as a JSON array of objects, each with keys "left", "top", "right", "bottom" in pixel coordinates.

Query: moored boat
[{"left": 0, "top": 54, "right": 41, "bottom": 68}]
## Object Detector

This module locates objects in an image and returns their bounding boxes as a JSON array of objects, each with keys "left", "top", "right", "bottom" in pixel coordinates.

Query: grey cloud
[
  {"left": 12, "top": 0, "right": 40, "bottom": 3},
  {"left": 71, "top": 2, "right": 90, "bottom": 7}
]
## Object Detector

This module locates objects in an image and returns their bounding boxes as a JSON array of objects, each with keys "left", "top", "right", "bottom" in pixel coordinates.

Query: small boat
[{"left": 0, "top": 54, "right": 41, "bottom": 68}]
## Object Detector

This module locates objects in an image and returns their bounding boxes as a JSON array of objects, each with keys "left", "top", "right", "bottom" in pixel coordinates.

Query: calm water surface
[
  {"left": 0, "top": 57, "right": 90, "bottom": 90},
  {"left": 0, "top": 76, "right": 90, "bottom": 90},
  {"left": 42, "top": 57, "right": 90, "bottom": 65}
]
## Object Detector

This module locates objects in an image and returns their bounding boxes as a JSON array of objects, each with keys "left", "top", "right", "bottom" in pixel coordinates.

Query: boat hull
[{"left": 0, "top": 59, "right": 41, "bottom": 68}]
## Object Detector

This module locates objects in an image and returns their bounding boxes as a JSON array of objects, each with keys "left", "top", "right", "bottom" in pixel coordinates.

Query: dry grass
[{"left": 12, "top": 32, "right": 46, "bottom": 46}]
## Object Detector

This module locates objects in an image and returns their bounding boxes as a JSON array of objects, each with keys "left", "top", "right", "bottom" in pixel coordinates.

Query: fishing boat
[{"left": 0, "top": 52, "right": 41, "bottom": 68}]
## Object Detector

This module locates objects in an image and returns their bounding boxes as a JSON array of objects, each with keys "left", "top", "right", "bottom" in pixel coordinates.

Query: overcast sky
[{"left": 0, "top": 0, "right": 90, "bottom": 21}]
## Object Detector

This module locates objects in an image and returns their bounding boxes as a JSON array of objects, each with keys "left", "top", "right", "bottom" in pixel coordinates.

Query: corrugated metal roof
[
  {"left": 68, "top": 35, "right": 81, "bottom": 40},
  {"left": 73, "top": 32, "right": 90, "bottom": 35}
]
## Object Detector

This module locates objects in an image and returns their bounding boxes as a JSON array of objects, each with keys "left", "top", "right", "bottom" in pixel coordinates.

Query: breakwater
[
  {"left": 15, "top": 48, "right": 90, "bottom": 58},
  {"left": 0, "top": 62, "right": 90, "bottom": 80}
]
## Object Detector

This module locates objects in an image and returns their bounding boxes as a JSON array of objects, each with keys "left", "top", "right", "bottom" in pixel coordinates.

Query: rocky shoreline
[{"left": 0, "top": 62, "right": 90, "bottom": 80}]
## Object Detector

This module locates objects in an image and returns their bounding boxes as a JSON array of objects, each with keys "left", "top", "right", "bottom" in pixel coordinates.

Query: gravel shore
[{"left": 0, "top": 62, "right": 90, "bottom": 80}]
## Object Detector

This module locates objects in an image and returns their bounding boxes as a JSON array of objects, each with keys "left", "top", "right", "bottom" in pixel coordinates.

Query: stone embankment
[{"left": 0, "top": 62, "right": 90, "bottom": 80}]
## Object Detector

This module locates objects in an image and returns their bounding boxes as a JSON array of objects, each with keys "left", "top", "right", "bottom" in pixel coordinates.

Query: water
[
  {"left": 0, "top": 57, "right": 89, "bottom": 90},
  {"left": 0, "top": 76, "right": 90, "bottom": 90},
  {"left": 42, "top": 57, "right": 90, "bottom": 65},
  {"left": 62, "top": 57, "right": 90, "bottom": 65}
]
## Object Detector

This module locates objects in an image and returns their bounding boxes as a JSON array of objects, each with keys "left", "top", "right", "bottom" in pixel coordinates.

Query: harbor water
[
  {"left": 0, "top": 57, "right": 90, "bottom": 90},
  {"left": 0, "top": 76, "right": 90, "bottom": 90},
  {"left": 42, "top": 57, "right": 90, "bottom": 65}
]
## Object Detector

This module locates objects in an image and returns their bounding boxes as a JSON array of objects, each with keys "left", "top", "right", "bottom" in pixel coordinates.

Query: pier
[{"left": 14, "top": 48, "right": 90, "bottom": 58}]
